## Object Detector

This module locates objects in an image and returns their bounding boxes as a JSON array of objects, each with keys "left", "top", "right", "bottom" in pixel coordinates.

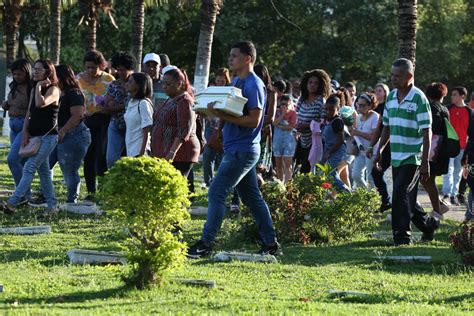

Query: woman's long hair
[
  {"left": 130, "top": 72, "right": 153, "bottom": 100},
  {"left": 9, "top": 58, "right": 33, "bottom": 98},
  {"left": 55, "top": 64, "right": 81, "bottom": 91},
  {"left": 300, "top": 69, "right": 331, "bottom": 101},
  {"left": 34, "top": 59, "right": 58, "bottom": 86}
]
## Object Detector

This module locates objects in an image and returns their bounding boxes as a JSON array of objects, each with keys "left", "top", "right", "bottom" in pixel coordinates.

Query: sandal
[{"left": 1, "top": 201, "right": 16, "bottom": 215}]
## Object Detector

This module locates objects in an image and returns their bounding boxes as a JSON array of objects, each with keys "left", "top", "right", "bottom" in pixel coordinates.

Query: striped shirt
[
  {"left": 382, "top": 86, "right": 432, "bottom": 167},
  {"left": 296, "top": 96, "right": 326, "bottom": 148}
]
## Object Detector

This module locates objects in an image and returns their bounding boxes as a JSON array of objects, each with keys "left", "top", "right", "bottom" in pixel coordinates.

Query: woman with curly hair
[
  {"left": 103, "top": 51, "right": 136, "bottom": 168},
  {"left": 295, "top": 69, "right": 331, "bottom": 173}
]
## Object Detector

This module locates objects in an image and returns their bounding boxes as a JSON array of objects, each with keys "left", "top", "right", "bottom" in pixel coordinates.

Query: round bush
[{"left": 98, "top": 157, "right": 190, "bottom": 289}]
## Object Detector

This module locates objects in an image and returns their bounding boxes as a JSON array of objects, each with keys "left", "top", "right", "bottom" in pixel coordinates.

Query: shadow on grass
[{"left": 0, "top": 284, "right": 132, "bottom": 309}]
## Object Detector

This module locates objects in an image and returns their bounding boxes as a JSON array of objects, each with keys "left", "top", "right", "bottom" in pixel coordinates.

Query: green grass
[{"left": 0, "top": 138, "right": 472, "bottom": 314}]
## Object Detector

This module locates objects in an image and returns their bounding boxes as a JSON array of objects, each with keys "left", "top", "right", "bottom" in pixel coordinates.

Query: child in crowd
[
  {"left": 351, "top": 92, "right": 379, "bottom": 188},
  {"left": 124, "top": 73, "right": 154, "bottom": 157},
  {"left": 322, "top": 95, "right": 350, "bottom": 191},
  {"left": 272, "top": 95, "right": 297, "bottom": 183}
]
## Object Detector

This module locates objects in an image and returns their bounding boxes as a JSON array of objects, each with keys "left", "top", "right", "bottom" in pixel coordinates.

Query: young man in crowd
[
  {"left": 375, "top": 58, "right": 439, "bottom": 246},
  {"left": 142, "top": 52, "right": 167, "bottom": 108},
  {"left": 442, "top": 86, "right": 469, "bottom": 206},
  {"left": 187, "top": 41, "right": 280, "bottom": 258}
]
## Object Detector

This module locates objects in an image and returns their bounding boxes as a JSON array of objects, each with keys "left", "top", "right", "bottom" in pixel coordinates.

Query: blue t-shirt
[{"left": 223, "top": 72, "right": 266, "bottom": 153}]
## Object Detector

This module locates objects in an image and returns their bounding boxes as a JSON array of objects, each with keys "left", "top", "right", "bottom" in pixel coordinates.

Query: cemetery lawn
[{"left": 0, "top": 143, "right": 472, "bottom": 315}]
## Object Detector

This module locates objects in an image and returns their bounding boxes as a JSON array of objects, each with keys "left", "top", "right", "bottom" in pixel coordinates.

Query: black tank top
[{"left": 28, "top": 85, "right": 59, "bottom": 136}]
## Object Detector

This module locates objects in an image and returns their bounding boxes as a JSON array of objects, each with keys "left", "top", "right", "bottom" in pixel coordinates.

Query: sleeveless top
[{"left": 28, "top": 85, "right": 59, "bottom": 136}]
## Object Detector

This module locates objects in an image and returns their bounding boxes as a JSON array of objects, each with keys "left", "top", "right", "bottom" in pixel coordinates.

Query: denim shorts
[{"left": 273, "top": 132, "right": 296, "bottom": 157}]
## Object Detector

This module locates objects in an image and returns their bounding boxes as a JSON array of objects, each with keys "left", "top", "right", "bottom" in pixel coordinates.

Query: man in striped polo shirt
[{"left": 375, "top": 58, "right": 439, "bottom": 246}]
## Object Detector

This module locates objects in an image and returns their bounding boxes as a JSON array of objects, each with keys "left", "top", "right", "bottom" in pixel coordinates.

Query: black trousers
[
  {"left": 391, "top": 164, "right": 438, "bottom": 244},
  {"left": 371, "top": 147, "right": 391, "bottom": 205},
  {"left": 84, "top": 114, "right": 109, "bottom": 194},
  {"left": 299, "top": 146, "right": 312, "bottom": 174}
]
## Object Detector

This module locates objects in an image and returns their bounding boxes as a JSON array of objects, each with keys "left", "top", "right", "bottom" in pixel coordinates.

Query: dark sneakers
[
  {"left": 28, "top": 194, "right": 47, "bottom": 208},
  {"left": 187, "top": 240, "right": 213, "bottom": 259},
  {"left": 258, "top": 242, "right": 283, "bottom": 256}
]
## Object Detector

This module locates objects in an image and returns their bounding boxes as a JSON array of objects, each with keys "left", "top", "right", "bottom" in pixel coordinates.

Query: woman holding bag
[{"left": 2, "top": 59, "right": 60, "bottom": 216}]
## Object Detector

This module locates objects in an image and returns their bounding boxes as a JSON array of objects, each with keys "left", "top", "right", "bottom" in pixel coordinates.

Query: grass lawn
[{"left": 0, "top": 138, "right": 472, "bottom": 315}]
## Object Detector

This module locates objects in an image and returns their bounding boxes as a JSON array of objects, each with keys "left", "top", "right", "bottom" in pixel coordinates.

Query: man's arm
[
  {"left": 420, "top": 128, "right": 432, "bottom": 180},
  {"left": 211, "top": 106, "right": 262, "bottom": 129}
]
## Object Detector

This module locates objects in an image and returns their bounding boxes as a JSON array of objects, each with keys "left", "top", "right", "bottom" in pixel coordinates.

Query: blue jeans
[
  {"left": 466, "top": 190, "right": 474, "bottom": 221},
  {"left": 50, "top": 123, "right": 91, "bottom": 203},
  {"left": 202, "top": 145, "right": 222, "bottom": 186},
  {"left": 351, "top": 152, "right": 375, "bottom": 188},
  {"left": 7, "top": 117, "right": 29, "bottom": 197},
  {"left": 202, "top": 151, "right": 276, "bottom": 245},
  {"left": 106, "top": 119, "right": 126, "bottom": 169},
  {"left": 442, "top": 149, "right": 464, "bottom": 196},
  {"left": 8, "top": 135, "right": 58, "bottom": 208}
]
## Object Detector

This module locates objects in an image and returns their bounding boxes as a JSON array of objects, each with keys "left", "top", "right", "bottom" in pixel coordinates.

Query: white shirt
[
  {"left": 124, "top": 98, "right": 153, "bottom": 157},
  {"left": 355, "top": 111, "right": 379, "bottom": 150}
]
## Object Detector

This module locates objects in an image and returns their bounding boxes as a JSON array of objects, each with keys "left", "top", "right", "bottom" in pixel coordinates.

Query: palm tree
[
  {"left": 398, "top": 0, "right": 417, "bottom": 65},
  {"left": 132, "top": 0, "right": 145, "bottom": 71},
  {"left": 76, "top": 0, "right": 118, "bottom": 51},
  {"left": 2, "top": 0, "right": 24, "bottom": 68},
  {"left": 49, "top": 0, "right": 61, "bottom": 64},
  {"left": 193, "top": 0, "right": 222, "bottom": 92}
]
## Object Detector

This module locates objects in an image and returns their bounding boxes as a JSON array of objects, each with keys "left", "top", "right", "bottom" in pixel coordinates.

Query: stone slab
[
  {"left": 382, "top": 256, "right": 432, "bottom": 263},
  {"left": 213, "top": 251, "right": 278, "bottom": 263},
  {"left": 189, "top": 206, "right": 207, "bottom": 215},
  {"left": 372, "top": 231, "right": 422, "bottom": 241},
  {"left": 0, "top": 225, "right": 51, "bottom": 235},
  {"left": 174, "top": 278, "right": 216, "bottom": 288},
  {"left": 59, "top": 202, "right": 102, "bottom": 215},
  {"left": 67, "top": 249, "right": 126, "bottom": 265},
  {"left": 328, "top": 289, "right": 368, "bottom": 297},
  {"left": 0, "top": 189, "right": 15, "bottom": 197}
]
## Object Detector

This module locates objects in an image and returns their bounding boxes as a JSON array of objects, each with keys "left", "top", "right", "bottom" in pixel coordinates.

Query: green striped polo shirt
[{"left": 382, "top": 86, "right": 432, "bottom": 167}]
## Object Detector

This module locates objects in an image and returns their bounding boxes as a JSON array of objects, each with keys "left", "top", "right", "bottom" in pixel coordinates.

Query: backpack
[{"left": 444, "top": 117, "right": 461, "bottom": 158}]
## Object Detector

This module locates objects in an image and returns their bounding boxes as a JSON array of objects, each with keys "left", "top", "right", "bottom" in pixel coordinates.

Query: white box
[{"left": 193, "top": 86, "right": 247, "bottom": 117}]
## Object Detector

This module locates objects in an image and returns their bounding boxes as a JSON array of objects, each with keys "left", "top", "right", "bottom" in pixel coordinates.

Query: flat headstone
[
  {"left": 213, "top": 251, "right": 278, "bottom": 263},
  {"left": 59, "top": 202, "right": 102, "bottom": 215},
  {"left": 382, "top": 256, "right": 432, "bottom": 263},
  {"left": 67, "top": 249, "right": 126, "bottom": 265},
  {"left": 329, "top": 289, "right": 368, "bottom": 297},
  {"left": 174, "top": 278, "right": 216, "bottom": 288},
  {"left": 0, "top": 189, "right": 15, "bottom": 197},
  {"left": 372, "top": 231, "right": 422, "bottom": 241},
  {"left": 189, "top": 206, "right": 207, "bottom": 215},
  {"left": 0, "top": 225, "right": 51, "bottom": 235}
]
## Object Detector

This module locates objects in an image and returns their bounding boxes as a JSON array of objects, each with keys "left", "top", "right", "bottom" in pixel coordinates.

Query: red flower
[{"left": 321, "top": 182, "right": 332, "bottom": 189}]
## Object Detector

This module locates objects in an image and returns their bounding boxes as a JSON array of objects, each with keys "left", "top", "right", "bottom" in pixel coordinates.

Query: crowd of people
[{"left": 1, "top": 40, "right": 474, "bottom": 255}]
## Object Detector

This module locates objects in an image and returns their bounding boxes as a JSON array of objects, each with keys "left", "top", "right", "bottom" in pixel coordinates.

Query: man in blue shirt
[{"left": 187, "top": 41, "right": 280, "bottom": 258}]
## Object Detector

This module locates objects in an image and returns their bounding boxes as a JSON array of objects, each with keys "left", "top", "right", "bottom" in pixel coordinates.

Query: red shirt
[{"left": 449, "top": 105, "right": 470, "bottom": 149}]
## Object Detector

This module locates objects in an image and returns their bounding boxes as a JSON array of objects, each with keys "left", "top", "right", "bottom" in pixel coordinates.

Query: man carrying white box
[{"left": 187, "top": 41, "right": 281, "bottom": 258}]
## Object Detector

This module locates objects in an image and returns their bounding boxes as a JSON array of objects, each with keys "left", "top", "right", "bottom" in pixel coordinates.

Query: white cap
[
  {"left": 161, "top": 65, "right": 178, "bottom": 76},
  {"left": 143, "top": 53, "right": 161, "bottom": 65}
]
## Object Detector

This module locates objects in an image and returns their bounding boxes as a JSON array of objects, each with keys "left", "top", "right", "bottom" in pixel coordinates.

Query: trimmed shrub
[
  {"left": 450, "top": 221, "right": 474, "bottom": 266},
  {"left": 98, "top": 157, "right": 190, "bottom": 289}
]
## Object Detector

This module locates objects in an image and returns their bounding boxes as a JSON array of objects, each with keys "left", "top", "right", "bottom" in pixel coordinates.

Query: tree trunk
[
  {"left": 4, "top": 0, "right": 23, "bottom": 68},
  {"left": 49, "top": 0, "right": 61, "bottom": 64},
  {"left": 132, "top": 0, "right": 145, "bottom": 71},
  {"left": 193, "top": 0, "right": 220, "bottom": 93},
  {"left": 86, "top": 18, "right": 97, "bottom": 51},
  {"left": 398, "top": 0, "right": 417, "bottom": 65}
]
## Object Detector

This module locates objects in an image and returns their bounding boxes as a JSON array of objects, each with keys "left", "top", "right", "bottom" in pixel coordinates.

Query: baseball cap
[
  {"left": 143, "top": 53, "right": 161, "bottom": 65},
  {"left": 161, "top": 65, "right": 178, "bottom": 76}
]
